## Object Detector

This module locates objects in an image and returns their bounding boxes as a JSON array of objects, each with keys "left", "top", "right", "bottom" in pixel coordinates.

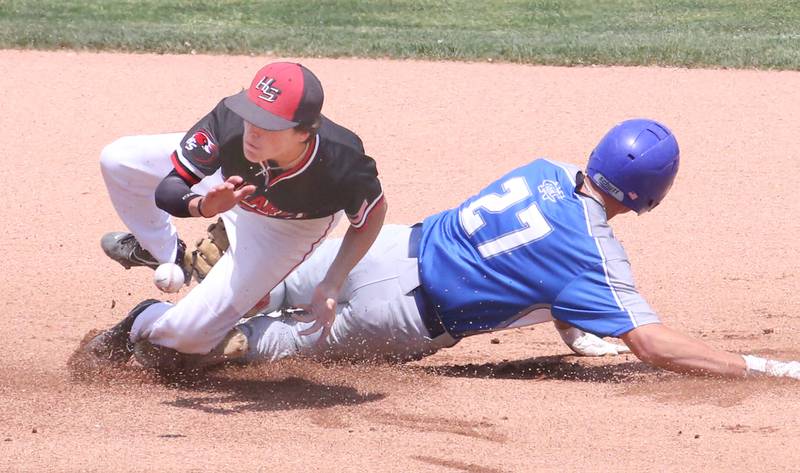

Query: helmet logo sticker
[
  {"left": 628, "top": 191, "right": 639, "bottom": 201},
  {"left": 538, "top": 180, "right": 565, "bottom": 202},
  {"left": 592, "top": 173, "right": 624, "bottom": 202}
]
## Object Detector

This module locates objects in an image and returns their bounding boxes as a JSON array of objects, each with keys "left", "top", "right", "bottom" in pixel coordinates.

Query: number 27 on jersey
[{"left": 459, "top": 176, "right": 553, "bottom": 259}]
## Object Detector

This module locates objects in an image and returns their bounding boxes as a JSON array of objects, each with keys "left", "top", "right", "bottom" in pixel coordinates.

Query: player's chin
[{"left": 243, "top": 146, "right": 268, "bottom": 164}]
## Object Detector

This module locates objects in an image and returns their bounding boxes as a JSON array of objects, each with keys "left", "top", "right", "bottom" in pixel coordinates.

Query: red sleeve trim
[
  {"left": 348, "top": 194, "right": 385, "bottom": 231},
  {"left": 170, "top": 151, "right": 201, "bottom": 186}
]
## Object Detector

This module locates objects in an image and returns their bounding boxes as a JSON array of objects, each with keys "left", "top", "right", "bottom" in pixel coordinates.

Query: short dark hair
[{"left": 294, "top": 116, "right": 321, "bottom": 142}]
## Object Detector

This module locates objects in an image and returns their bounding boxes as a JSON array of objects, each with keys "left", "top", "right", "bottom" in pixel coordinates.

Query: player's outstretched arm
[
  {"left": 621, "top": 323, "right": 800, "bottom": 379},
  {"left": 299, "top": 198, "right": 388, "bottom": 341},
  {"left": 621, "top": 324, "right": 744, "bottom": 376},
  {"left": 155, "top": 172, "right": 254, "bottom": 219}
]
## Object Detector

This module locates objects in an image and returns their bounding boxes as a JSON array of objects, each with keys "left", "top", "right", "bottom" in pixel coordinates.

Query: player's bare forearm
[
  {"left": 621, "top": 324, "right": 746, "bottom": 377},
  {"left": 321, "top": 199, "right": 387, "bottom": 290},
  {"left": 298, "top": 199, "right": 387, "bottom": 340}
]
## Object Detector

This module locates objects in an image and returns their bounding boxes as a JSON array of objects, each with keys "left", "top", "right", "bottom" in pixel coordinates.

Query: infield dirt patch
[{"left": 1, "top": 50, "right": 799, "bottom": 472}]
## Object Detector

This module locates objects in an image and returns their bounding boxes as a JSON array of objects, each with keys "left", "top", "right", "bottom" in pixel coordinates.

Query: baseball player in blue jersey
[{"left": 135, "top": 118, "right": 800, "bottom": 380}]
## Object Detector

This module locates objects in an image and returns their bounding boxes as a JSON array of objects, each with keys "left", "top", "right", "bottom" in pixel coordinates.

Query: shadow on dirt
[
  {"left": 162, "top": 371, "right": 385, "bottom": 415},
  {"left": 423, "top": 355, "right": 662, "bottom": 383}
]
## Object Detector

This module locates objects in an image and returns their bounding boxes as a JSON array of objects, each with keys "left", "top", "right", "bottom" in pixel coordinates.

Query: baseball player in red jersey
[{"left": 77, "top": 62, "right": 387, "bottom": 370}]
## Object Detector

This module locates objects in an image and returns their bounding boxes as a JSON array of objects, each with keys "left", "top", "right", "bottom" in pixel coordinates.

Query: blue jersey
[{"left": 418, "top": 159, "right": 658, "bottom": 338}]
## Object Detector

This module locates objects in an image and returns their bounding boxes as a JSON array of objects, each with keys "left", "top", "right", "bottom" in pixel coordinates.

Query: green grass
[{"left": 1, "top": 0, "right": 799, "bottom": 69}]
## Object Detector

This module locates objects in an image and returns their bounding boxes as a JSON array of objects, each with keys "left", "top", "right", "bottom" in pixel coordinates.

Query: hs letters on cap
[{"left": 256, "top": 77, "right": 281, "bottom": 102}]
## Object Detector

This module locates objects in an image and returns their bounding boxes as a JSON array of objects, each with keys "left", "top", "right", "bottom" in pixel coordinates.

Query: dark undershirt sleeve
[{"left": 155, "top": 169, "right": 201, "bottom": 218}]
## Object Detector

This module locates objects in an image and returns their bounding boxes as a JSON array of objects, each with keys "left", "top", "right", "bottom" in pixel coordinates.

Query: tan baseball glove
[{"left": 185, "top": 218, "right": 229, "bottom": 282}]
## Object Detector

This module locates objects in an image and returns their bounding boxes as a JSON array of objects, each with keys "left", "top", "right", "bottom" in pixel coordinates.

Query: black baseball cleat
[
  {"left": 101, "top": 232, "right": 159, "bottom": 269},
  {"left": 70, "top": 299, "right": 161, "bottom": 369},
  {"left": 101, "top": 232, "right": 190, "bottom": 281}
]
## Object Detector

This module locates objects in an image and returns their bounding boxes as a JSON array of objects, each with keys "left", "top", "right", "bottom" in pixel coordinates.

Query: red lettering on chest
[{"left": 239, "top": 195, "right": 303, "bottom": 219}]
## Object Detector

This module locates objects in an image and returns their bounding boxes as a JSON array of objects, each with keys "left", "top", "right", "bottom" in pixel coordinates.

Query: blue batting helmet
[{"left": 587, "top": 118, "right": 680, "bottom": 214}]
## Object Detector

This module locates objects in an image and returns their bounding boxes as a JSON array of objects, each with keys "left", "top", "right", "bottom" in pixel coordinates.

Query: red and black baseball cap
[{"left": 225, "top": 62, "right": 324, "bottom": 131}]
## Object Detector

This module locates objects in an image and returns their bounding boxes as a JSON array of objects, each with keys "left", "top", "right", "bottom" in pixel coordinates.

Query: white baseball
[{"left": 153, "top": 263, "right": 185, "bottom": 293}]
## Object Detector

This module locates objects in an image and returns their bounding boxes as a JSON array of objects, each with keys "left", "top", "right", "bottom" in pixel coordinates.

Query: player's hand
[
  {"left": 296, "top": 282, "right": 338, "bottom": 344},
  {"left": 200, "top": 176, "right": 256, "bottom": 217},
  {"left": 556, "top": 325, "right": 631, "bottom": 357}
]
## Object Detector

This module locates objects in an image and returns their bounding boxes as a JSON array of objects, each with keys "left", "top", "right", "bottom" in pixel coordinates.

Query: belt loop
[{"left": 408, "top": 223, "right": 423, "bottom": 259}]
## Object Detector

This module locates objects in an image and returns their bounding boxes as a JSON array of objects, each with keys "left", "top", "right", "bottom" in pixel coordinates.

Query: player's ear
[
  {"left": 294, "top": 117, "right": 320, "bottom": 144},
  {"left": 295, "top": 128, "right": 311, "bottom": 143}
]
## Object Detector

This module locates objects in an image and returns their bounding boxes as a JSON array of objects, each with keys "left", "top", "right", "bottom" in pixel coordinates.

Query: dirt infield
[{"left": 1, "top": 50, "right": 799, "bottom": 472}]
